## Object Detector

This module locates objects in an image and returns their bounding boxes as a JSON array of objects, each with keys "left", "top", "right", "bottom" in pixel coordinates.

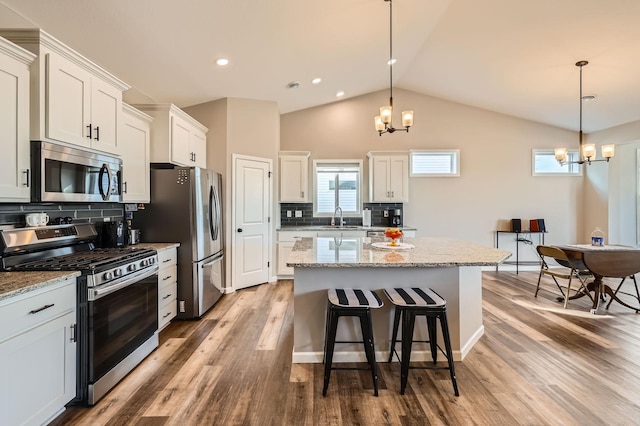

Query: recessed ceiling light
[
  {"left": 311, "top": 77, "right": 322, "bottom": 85},
  {"left": 336, "top": 91, "right": 345, "bottom": 97},
  {"left": 216, "top": 58, "right": 229, "bottom": 66},
  {"left": 387, "top": 58, "right": 396, "bottom": 65}
]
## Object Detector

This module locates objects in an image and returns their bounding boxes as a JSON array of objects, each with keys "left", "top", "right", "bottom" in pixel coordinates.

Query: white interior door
[{"left": 233, "top": 156, "right": 271, "bottom": 290}]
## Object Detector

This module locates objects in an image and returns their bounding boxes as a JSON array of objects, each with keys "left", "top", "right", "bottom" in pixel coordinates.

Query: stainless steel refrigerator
[{"left": 134, "top": 166, "right": 224, "bottom": 319}]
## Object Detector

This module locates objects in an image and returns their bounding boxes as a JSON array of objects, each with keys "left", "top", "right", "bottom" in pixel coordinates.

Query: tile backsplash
[
  {"left": 0, "top": 203, "right": 124, "bottom": 228},
  {"left": 279, "top": 203, "right": 403, "bottom": 227}
]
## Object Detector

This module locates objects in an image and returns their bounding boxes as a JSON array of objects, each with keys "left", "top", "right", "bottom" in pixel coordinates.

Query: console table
[{"left": 495, "top": 230, "right": 546, "bottom": 274}]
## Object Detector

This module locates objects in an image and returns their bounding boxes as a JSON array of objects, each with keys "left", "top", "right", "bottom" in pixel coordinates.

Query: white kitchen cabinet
[
  {"left": 121, "top": 104, "right": 152, "bottom": 203},
  {"left": 0, "top": 29, "right": 130, "bottom": 155},
  {"left": 0, "top": 277, "right": 77, "bottom": 426},
  {"left": 368, "top": 152, "right": 409, "bottom": 202},
  {"left": 157, "top": 247, "right": 178, "bottom": 330},
  {"left": 279, "top": 151, "right": 310, "bottom": 202},
  {"left": 135, "top": 104, "right": 208, "bottom": 168},
  {"left": 277, "top": 231, "right": 316, "bottom": 276},
  {"left": 0, "top": 36, "right": 35, "bottom": 202}
]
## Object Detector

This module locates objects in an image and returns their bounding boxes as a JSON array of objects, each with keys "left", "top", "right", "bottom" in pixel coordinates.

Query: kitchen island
[{"left": 287, "top": 236, "right": 511, "bottom": 363}]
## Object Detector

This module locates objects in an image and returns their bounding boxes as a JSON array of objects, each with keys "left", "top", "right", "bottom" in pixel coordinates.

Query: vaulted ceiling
[{"left": 1, "top": 0, "right": 640, "bottom": 132}]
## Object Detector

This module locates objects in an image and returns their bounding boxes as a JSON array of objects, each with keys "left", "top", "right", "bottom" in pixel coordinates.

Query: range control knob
[
  {"left": 149, "top": 257, "right": 156, "bottom": 265},
  {"left": 128, "top": 264, "right": 137, "bottom": 272},
  {"left": 103, "top": 271, "right": 113, "bottom": 281},
  {"left": 113, "top": 268, "right": 123, "bottom": 277},
  {"left": 140, "top": 259, "right": 149, "bottom": 267}
]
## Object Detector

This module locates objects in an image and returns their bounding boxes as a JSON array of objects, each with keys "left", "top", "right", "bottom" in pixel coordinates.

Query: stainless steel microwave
[{"left": 31, "top": 141, "right": 122, "bottom": 203}]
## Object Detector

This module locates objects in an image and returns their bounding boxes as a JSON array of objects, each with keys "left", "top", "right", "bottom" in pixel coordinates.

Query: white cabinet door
[
  {"left": 90, "top": 78, "right": 122, "bottom": 154},
  {"left": 371, "top": 156, "right": 391, "bottom": 202},
  {"left": 388, "top": 156, "right": 409, "bottom": 202},
  {"left": 121, "top": 105, "right": 151, "bottom": 202},
  {"left": 171, "top": 114, "right": 192, "bottom": 166},
  {"left": 46, "top": 53, "right": 92, "bottom": 148},
  {"left": 191, "top": 128, "right": 207, "bottom": 168},
  {"left": 277, "top": 242, "right": 295, "bottom": 276},
  {"left": 280, "top": 154, "right": 309, "bottom": 202},
  {"left": 0, "top": 41, "right": 33, "bottom": 202}
]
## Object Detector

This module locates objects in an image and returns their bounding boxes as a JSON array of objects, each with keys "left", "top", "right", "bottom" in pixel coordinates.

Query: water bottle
[{"left": 591, "top": 227, "right": 604, "bottom": 246}]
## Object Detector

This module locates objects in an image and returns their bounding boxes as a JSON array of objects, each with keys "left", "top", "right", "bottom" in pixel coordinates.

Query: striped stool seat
[
  {"left": 328, "top": 288, "right": 384, "bottom": 308},
  {"left": 384, "top": 287, "right": 459, "bottom": 396},
  {"left": 323, "top": 288, "right": 383, "bottom": 397},
  {"left": 384, "top": 287, "right": 446, "bottom": 308}
]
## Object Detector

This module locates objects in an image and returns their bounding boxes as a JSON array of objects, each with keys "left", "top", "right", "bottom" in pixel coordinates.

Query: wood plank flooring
[{"left": 50, "top": 272, "right": 640, "bottom": 425}]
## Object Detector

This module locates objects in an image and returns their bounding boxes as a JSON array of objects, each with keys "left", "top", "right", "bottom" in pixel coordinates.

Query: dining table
[{"left": 554, "top": 244, "right": 640, "bottom": 314}]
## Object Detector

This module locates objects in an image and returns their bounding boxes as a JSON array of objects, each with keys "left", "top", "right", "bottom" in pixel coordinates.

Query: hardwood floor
[{"left": 51, "top": 272, "right": 640, "bottom": 425}]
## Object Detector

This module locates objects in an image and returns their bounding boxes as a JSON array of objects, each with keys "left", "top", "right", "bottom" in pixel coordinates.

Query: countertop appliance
[
  {"left": 98, "top": 220, "right": 128, "bottom": 248},
  {"left": 390, "top": 208, "right": 402, "bottom": 227},
  {"left": 134, "top": 166, "right": 224, "bottom": 319},
  {"left": 31, "top": 141, "right": 122, "bottom": 203},
  {"left": 0, "top": 224, "right": 158, "bottom": 406}
]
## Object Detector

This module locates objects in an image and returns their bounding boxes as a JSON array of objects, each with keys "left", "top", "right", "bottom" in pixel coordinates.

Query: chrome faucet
[{"left": 334, "top": 206, "right": 344, "bottom": 227}]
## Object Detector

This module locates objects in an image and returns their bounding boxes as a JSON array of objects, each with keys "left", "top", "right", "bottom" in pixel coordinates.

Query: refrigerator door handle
[
  {"left": 209, "top": 186, "right": 218, "bottom": 241},
  {"left": 202, "top": 254, "right": 224, "bottom": 268},
  {"left": 213, "top": 184, "right": 221, "bottom": 241}
]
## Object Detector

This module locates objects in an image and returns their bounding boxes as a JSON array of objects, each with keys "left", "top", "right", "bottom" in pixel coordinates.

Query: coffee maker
[
  {"left": 99, "top": 220, "right": 128, "bottom": 247},
  {"left": 389, "top": 209, "right": 402, "bottom": 227}
]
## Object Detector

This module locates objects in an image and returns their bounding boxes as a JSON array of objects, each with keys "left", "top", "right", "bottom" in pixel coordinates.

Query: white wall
[
  {"left": 282, "top": 88, "right": 583, "bottom": 263},
  {"left": 587, "top": 120, "right": 640, "bottom": 246}
]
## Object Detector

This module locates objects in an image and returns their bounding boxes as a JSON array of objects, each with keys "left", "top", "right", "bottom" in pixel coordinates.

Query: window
[
  {"left": 313, "top": 160, "right": 362, "bottom": 217},
  {"left": 532, "top": 149, "right": 582, "bottom": 175},
  {"left": 410, "top": 150, "right": 460, "bottom": 177}
]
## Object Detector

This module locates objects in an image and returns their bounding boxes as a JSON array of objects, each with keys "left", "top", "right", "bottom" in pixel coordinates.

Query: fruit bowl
[{"left": 384, "top": 228, "right": 403, "bottom": 246}]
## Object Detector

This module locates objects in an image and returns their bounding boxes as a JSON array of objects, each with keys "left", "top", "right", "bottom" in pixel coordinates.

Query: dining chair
[
  {"left": 606, "top": 274, "right": 640, "bottom": 313},
  {"left": 535, "top": 245, "right": 594, "bottom": 308}
]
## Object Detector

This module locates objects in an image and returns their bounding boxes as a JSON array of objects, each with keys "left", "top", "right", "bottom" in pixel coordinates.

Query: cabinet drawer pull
[
  {"left": 70, "top": 323, "right": 77, "bottom": 342},
  {"left": 162, "top": 293, "right": 172, "bottom": 300},
  {"left": 162, "top": 275, "right": 172, "bottom": 281},
  {"left": 94, "top": 126, "right": 100, "bottom": 141},
  {"left": 162, "top": 312, "right": 172, "bottom": 318},
  {"left": 22, "top": 169, "right": 29, "bottom": 187},
  {"left": 29, "top": 303, "right": 54, "bottom": 314},
  {"left": 162, "top": 258, "right": 172, "bottom": 263}
]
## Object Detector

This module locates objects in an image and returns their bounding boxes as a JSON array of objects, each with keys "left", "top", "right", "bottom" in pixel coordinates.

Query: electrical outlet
[
  {"left": 295, "top": 210, "right": 302, "bottom": 218},
  {"left": 383, "top": 210, "right": 389, "bottom": 217},
  {"left": 286, "top": 210, "right": 292, "bottom": 218}
]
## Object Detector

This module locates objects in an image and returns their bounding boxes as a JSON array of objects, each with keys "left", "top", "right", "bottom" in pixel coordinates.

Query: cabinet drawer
[
  {"left": 159, "top": 280, "right": 177, "bottom": 306},
  {"left": 0, "top": 279, "right": 76, "bottom": 342},
  {"left": 159, "top": 299, "right": 177, "bottom": 330},
  {"left": 158, "top": 248, "right": 177, "bottom": 267},
  {"left": 158, "top": 264, "right": 178, "bottom": 287}
]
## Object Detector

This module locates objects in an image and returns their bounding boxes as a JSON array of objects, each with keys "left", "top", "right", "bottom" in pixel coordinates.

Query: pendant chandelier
[
  {"left": 554, "top": 60, "right": 614, "bottom": 165},
  {"left": 374, "top": 0, "right": 413, "bottom": 135}
]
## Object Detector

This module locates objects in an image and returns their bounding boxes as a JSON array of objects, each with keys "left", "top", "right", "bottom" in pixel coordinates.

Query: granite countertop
[
  {"left": 0, "top": 271, "right": 81, "bottom": 302},
  {"left": 278, "top": 225, "right": 417, "bottom": 232},
  {"left": 134, "top": 242, "right": 180, "bottom": 251},
  {"left": 287, "top": 236, "right": 511, "bottom": 268}
]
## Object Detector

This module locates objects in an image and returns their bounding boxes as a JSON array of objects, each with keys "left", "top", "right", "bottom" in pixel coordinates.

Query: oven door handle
[{"left": 90, "top": 266, "right": 158, "bottom": 301}]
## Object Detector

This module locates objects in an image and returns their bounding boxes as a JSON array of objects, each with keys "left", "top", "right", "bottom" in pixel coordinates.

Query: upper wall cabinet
[
  {"left": 134, "top": 104, "right": 208, "bottom": 168},
  {"left": 121, "top": 104, "right": 152, "bottom": 203},
  {"left": 0, "top": 29, "right": 130, "bottom": 155},
  {"left": 367, "top": 151, "right": 409, "bottom": 203},
  {"left": 279, "top": 151, "right": 310, "bottom": 203},
  {"left": 0, "top": 36, "right": 35, "bottom": 203}
]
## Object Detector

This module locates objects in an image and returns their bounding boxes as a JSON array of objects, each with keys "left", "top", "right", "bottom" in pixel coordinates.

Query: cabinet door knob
[{"left": 237, "top": 228, "right": 243, "bottom": 233}]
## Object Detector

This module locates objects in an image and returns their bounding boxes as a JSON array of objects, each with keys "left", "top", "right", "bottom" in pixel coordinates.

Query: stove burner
[{"left": 12, "top": 247, "right": 156, "bottom": 272}]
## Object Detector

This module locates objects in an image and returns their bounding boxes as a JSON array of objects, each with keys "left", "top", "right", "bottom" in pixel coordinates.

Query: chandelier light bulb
[
  {"left": 401, "top": 110, "right": 414, "bottom": 127},
  {"left": 582, "top": 143, "right": 596, "bottom": 160},
  {"left": 601, "top": 144, "right": 615, "bottom": 159},
  {"left": 380, "top": 106, "right": 393, "bottom": 124}
]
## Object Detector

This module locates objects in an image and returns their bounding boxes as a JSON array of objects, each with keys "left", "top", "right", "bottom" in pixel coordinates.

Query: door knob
[{"left": 237, "top": 228, "right": 243, "bottom": 232}]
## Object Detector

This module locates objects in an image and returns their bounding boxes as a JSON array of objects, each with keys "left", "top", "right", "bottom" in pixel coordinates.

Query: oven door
[
  {"left": 88, "top": 268, "right": 158, "bottom": 383},
  {"left": 31, "top": 140, "right": 122, "bottom": 203}
]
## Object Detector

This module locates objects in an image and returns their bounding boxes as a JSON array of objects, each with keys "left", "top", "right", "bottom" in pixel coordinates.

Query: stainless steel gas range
[{"left": 0, "top": 223, "right": 159, "bottom": 405}]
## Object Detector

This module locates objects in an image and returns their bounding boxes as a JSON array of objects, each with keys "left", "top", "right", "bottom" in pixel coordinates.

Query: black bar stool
[
  {"left": 323, "top": 288, "right": 383, "bottom": 397},
  {"left": 384, "top": 287, "right": 459, "bottom": 396}
]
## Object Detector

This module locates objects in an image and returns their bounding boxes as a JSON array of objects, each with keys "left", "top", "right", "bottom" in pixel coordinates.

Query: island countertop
[{"left": 287, "top": 236, "right": 511, "bottom": 268}]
